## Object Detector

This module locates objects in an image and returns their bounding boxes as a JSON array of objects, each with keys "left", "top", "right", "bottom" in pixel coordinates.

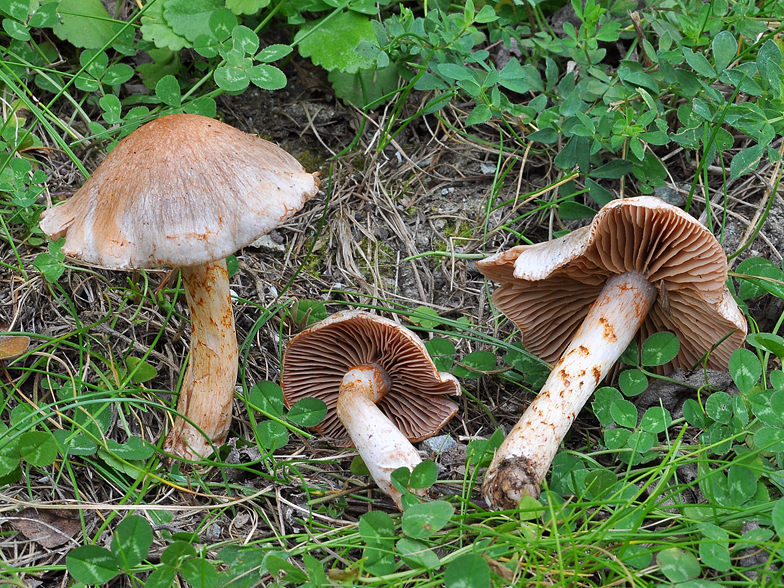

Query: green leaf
[
  {"left": 294, "top": 300, "right": 327, "bottom": 327},
  {"left": 103, "top": 64, "right": 134, "bottom": 85},
  {"left": 657, "top": 547, "right": 700, "bottom": 583},
  {"left": 230, "top": 25, "right": 258, "bottom": 54},
  {"left": 639, "top": 407, "right": 672, "bottom": 434},
  {"left": 359, "top": 510, "right": 395, "bottom": 543},
  {"left": 105, "top": 436, "right": 154, "bottom": 461},
  {"left": 226, "top": 0, "right": 270, "bottom": 15},
  {"left": 425, "top": 337, "right": 455, "bottom": 372},
  {"left": 557, "top": 201, "right": 596, "bottom": 220},
  {"left": 610, "top": 398, "right": 638, "bottom": 428},
  {"left": 729, "top": 348, "right": 761, "bottom": 394},
  {"left": 0, "top": 443, "right": 21, "bottom": 477},
  {"left": 605, "top": 427, "right": 632, "bottom": 451},
  {"left": 99, "top": 95, "right": 122, "bottom": 124},
  {"left": 249, "top": 381, "right": 284, "bottom": 417},
  {"left": 125, "top": 357, "right": 158, "bottom": 384},
  {"left": 746, "top": 333, "right": 784, "bottom": 359},
  {"left": 145, "top": 566, "right": 178, "bottom": 588},
  {"left": 0, "top": 0, "right": 29, "bottom": 21},
  {"left": 52, "top": 0, "right": 114, "bottom": 49},
  {"left": 584, "top": 469, "right": 617, "bottom": 499},
  {"left": 161, "top": 541, "right": 197, "bottom": 566},
  {"left": 772, "top": 498, "right": 784, "bottom": 537},
  {"left": 682, "top": 47, "right": 716, "bottom": 78},
  {"left": 256, "top": 44, "right": 292, "bottom": 63},
  {"left": 350, "top": 455, "right": 369, "bottom": 476},
  {"left": 466, "top": 104, "right": 492, "bottom": 126},
  {"left": 3, "top": 18, "right": 30, "bottom": 41},
  {"left": 401, "top": 501, "right": 454, "bottom": 540},
  {"left": 409, "top": 460, "right": 437, "bottom": 490},
  {"left": 730, "top": 145, "right": 764, "bottom": 179},
  {"left": 705, "top": 391, "right": 732, "bottom": 424},
  {"left": 29, "top": 3, "right": 60, "bottom": 28},
  {"left": 592, "top": 386, "right": 623, "bottom": 427},
  {"left": 444, "top": 553, "right": 491, "bottom": 588},
  {"left": 17, "top": 431, "right": 58, "bottom": 467},
  {"left": 359, "top": 510, "right": 396, "bottom": 575},
  {"left": 618, "top": 369, "right": 648, "bottom": 397},
  {"left": 255, "top": 420, "right": 288, "bottom": 452},
  {"left": 698, "top": 523, "right": 730, "bottom": 571},
  {"left": 453, "top": 350, "right": 496, "bottom": 379},
  {"left": 155, "top": 75, "right": 182, "bottom": 107},
  {"left": 712, "top": 31, "right": 737, "bottom": 71},
  {"left": 163, "top": 0, "right": 223, "bottom": 42},
  {"left": 52, "top": 429, "right": 97, "bottom": 456},
  {"left": 208, "top": 8, "right": 237, "bottom": 42},
  {"left": 181, "top": 558, "right": 221, "bottom": 588},
  {"left": 754, "top": 427, "right": 784, "bottom": 452},
  {"left": 295, "top": 12, "right": 376, "bottom": 74},
  {"left": 287, "top": 398, "right": 327, "bottom": 427},
  {"left": 328, "top": 64, "right": 398, "bottom": 108},
  {"left": 397, "top": 538, "right": 440, "bottom": 569},
  {"left": 112, "top": 516, "right": 154, "bottom": 571},
  {"left": 409, "top": 306, "right": 442, "bottom": 329},
  {"left": 66, "top": 545, "right": 120, "bottom": 584},
  {"left": 140, "top": 0, "right": 190, "bottom": 51},
  {"left": 33, "top": 252, "right": 64, "bottom": 282},
  {"left": 735, "top": 257, "right": 784, "bottom": 301},
  {"left": 641, "top": 332, "right": 680, "bottom": 366},
  {"left": 215, "top": 65, "right": 250, "bottom": 92},
  {"left": 727, "top": 465, "right": 756, "bottom": 506}
]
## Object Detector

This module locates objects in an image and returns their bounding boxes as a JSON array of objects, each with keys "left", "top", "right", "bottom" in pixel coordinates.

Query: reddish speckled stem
[
  {"left": 483, "top": 272, "right": 657, "bottom": 510},
  {"left": 163, "top": 259, "right": 238, "bottom": 460},
  {"left": 336, "top": 364, "right": 425, "bottom": 510}
]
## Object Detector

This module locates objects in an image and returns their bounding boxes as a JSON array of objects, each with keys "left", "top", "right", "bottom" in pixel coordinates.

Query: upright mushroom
[
  {"left": 281, "top": 310, "right": 460, "bottom": 510},
  {"left": 479, "top": 196, "right": 746, "bottom": 510},
  {"left": 39, "top": 114, "right": 320, "bottom": 460}
]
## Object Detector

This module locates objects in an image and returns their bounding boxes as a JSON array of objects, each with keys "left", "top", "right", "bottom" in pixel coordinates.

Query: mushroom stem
[
  {"left": 336, "top": 364, "right": 424, "bottom": 510},
  {"left": 483, "top": 272, "right": 657, "bottom": 510},
  {"left": 163, "top": 259, "right": 238, "bottom": 460}
]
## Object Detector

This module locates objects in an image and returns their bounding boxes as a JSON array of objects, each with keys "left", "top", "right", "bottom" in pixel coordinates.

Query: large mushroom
[
  {"left": 281, "top": 310, "right": 460, "bottom": 510},
  {"left": 39, "top": 114, "right": 320, "bottom": 460},
  {"left": 478, "top": 196, "right": 747, "bottom": 510}
]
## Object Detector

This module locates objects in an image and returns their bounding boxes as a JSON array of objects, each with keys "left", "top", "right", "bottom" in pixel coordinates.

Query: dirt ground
[{"left": 2, "top": 52, "right": 784, "bottom": 580}]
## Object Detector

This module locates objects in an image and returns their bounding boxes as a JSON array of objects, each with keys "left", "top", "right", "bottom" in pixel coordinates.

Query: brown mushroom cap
[
  {"left": 479, "top": 197, "right": 746, "bottom": 372},
  {"left": 39, "top": 114, "right": 320, "bottom": 269},
  {"left": 0, "top": 335, "right": 30, "bottom": 361},
  {"left": 281, "top": 310, "right": 461, "bottom": 446}
]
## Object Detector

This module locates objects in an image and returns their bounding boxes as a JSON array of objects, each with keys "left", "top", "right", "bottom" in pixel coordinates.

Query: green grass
[{"left": 2, "top": 0, "right": 784, "bottom": 586}]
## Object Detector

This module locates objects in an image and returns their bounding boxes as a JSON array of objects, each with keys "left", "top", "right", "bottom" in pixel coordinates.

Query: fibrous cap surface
[{"left": 40, "top": 114, "right": 320, "bottom": 269}]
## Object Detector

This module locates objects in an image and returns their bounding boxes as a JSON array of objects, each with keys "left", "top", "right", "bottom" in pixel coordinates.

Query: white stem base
[
  {"left": 336, "top": 365, "right": 424, "bottom": 510},
  {"left": 483, "top": 272, "right": 656, "bottom": 509},
  {"left": 163, "top": 260, "right": 238, "bottom": 460}
]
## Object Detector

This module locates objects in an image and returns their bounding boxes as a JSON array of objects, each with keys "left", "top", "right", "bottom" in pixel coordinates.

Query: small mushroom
[
  {"left": 281, "top": 310, "right": 460, "bottom": 509},
  {"left": 478, "top": 196, "right": 746, "bottom": 510},
  {"left": 39, "top": 114, "right": 320, "bottom": 460}
]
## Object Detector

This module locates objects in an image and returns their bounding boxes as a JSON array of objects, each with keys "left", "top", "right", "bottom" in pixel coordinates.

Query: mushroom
[
  {"left": 39, "top": 114, "right": 320, "bottom": 460},
  {"left": 478, "top": 196, "right": 747, "bottom": 510},
  {"left": 280, "top": 310, "right": 461, "bottom": 510}
]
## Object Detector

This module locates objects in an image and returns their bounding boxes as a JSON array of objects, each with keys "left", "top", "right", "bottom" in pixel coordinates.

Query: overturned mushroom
[
  {"left": 281, "top": 310, "right": 460, "bottom": 510},
  {"left": 39, "top": 114, "right": 320, "bottom": 460},
  {"left": 479, "top": 196, "right": 746, "bottom": 510}
]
